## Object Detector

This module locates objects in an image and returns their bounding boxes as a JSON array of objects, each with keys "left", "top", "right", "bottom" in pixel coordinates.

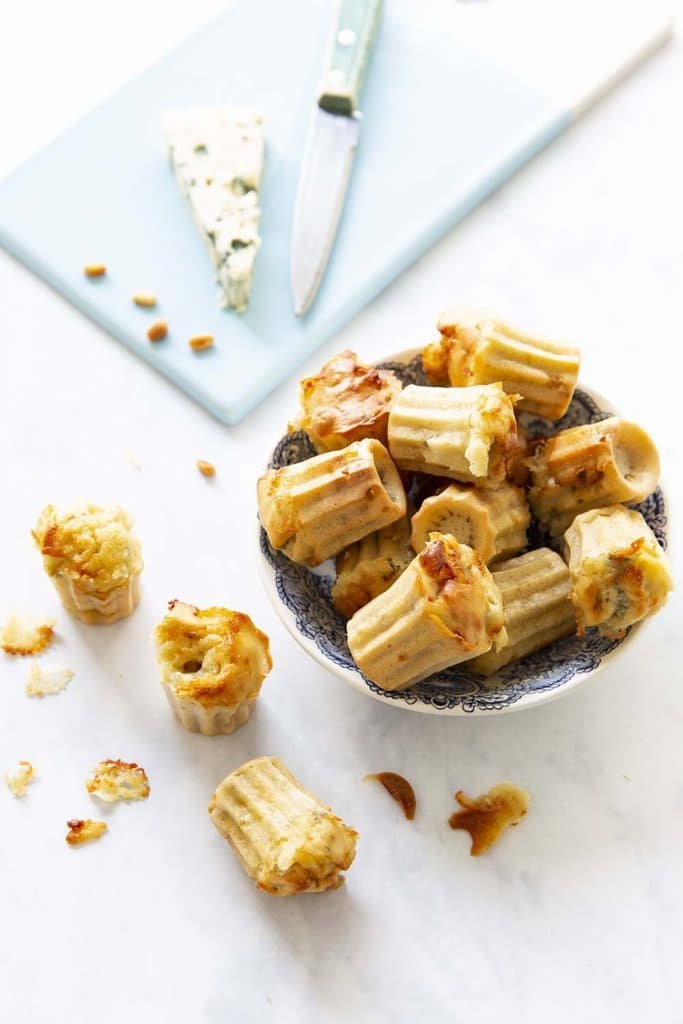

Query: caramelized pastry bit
[
  {"left": 564, "top": 505, "right": 673, "bottom": 639},
  {"left": 4, "top": 761, "right": 36, "bottom": 798},
  {"left": 364, "top": 772, "right": 416, "bottom": 820},
  {"left": 347, "top": 533, "right": 506, "bottom": 690},
  {"left": 86, "top": 760, "right": 150, "bottom": 803},
  {"left": 388, "top": 383, "right": 518, "bottom": 486},
  {"left": 470, "top": 549, "right": 575, "bottom": 676},
  {"left": 209, "top": 756, "right": 358, "bottom": 895},
  {"left": 154, "top": 600, "right": 272, "bottom": 735},
  {"left": 528, "top": 418, "right": 660, "bottom": 536},
  {"left": 32, "top": 502, "right": 143, "bottom": 624},
  {"left": 1, "top": 613, "right": 55, "bottom": 656},
  {"left": 427, "top": 312, "right": 580, "bottom": 420},
  {"left": 448, "top": 783, "right": 530, "bottom": 856},
  {"left": 410, "top": 482, "right": 529, "bottom": 564},
  {"left": 332, "top": 517, "right": 413, "bottom": 618},
  {"left": 25, "top": 663, "right": 74, "bottom": 697},
  {"left": 66, "top": 819, "right": 108, "bottom": 846},
  {"left": 291, "top": 350, "right": 403, "bottom": 451},
  {"left": 257, "top": 438, "right": 406, "bottom": 567}
]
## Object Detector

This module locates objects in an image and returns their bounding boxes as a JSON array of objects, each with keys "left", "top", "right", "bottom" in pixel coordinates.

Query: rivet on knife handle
[{"left": 318, "top": 0, "right": 383, "bottom": 117}]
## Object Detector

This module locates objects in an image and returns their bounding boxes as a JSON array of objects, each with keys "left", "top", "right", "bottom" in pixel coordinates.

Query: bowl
[{"left": 257, "top": 350, "right": 669, "bottom": 715}]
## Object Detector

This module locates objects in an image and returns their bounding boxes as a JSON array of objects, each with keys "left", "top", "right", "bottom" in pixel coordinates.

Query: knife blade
[{"left": 291, "top": 0, "right": 383, "bottom": 316}]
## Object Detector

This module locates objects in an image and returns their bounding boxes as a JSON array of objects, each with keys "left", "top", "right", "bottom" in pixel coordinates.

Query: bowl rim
[{"left": 257, "top": 349, "right": 670, "bottom": 715}]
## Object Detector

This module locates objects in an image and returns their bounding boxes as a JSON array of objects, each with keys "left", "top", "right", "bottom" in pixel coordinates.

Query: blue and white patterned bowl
[{"left": 258, "top": 351, "right": 669, "bottom": 715}]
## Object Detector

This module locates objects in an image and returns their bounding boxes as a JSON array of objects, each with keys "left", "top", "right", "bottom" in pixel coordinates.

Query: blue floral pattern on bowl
[{"left": 260, "top": 356, "right": 668, "bottom": 713}]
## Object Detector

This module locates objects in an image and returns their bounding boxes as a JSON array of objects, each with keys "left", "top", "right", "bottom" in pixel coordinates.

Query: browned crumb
[
  {"left": 86, "top": 760, "right": 150, "bottom": 803},
  {"left": 1, "top": 613, "right": 55, "bottom": 656},
  {"left": 448, "top": 783, "right": 529, "bottom": 855},
  {"left": 83, "top": 263, "right": 106, "bottom": 278},
  {"left": 133, "top": 290, "right": 157, "bottom": 308},
  {"left": 4, "top": 761, "right": 35, "bottom": 798},
  {"left": 189, "top": 335, "right": 214, "bottom": 352},
  {"left": 365, "top": 772, "right": 416, "bottom": 820},
  {"left": 147, "top": 319, "right": 168, "bottom": 342},
  {"left": 197, "top": 460, "right": 216, "bottom": 478},
  {"left": 25, "top": 663, "right": 73, "bottom": 697},
  {"left": 66, "top": 819, "right": 108, "bottom": 846}
]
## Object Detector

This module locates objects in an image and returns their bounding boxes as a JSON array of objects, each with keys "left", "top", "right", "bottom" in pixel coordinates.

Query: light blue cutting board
[{"left": 0, "top": 0, "right": 672, "bottom": 423}]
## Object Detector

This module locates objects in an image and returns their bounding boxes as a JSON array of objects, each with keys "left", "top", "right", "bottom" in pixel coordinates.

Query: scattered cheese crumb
[
  {"left": 189, "top": 335, "right": 214, "bottom": 352},
  {"left": 197, "top": 460, "right": 216, "bottom": 478},
  {"left": 86, "top": 760, "right": 150, "bottom": 803},
  {"left": 25, "top": 663, "right": 74, "bottom": 697},
  {"left": 84, "top": 263, "right": 106, "bottom": 278},
  {"left": 66, "top": 819, "right": 108, "bottom": 846},
  {"left": 147, "top": 319, "right": 168, "bottom": 342},
  {"left": 1, "top": 613, "right": 56, "bottom": 656},
  {"left": 132, "top": 290, "right": 157, "bottom": 308},
  {"left": 4, "top": 761, "right": 35, "bottom": 798},
  {"left": 448, "top": 783, "right": 529, "bottom": 856}
]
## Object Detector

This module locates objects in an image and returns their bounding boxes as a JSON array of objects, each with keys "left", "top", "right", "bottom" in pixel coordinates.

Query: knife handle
[{"left": 318, "top": 0, "right": 383, "bottom": 117}]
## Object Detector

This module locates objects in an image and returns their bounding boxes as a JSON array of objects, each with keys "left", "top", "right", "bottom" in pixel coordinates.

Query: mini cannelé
[
  {"left": 387, "top": 383, "right": 518, "bottom": 486},
  {"left": 563, "top": 505, "right": 673, "bottom": 638},
  {"left": 154, "top": 601, "right": 272, "bottom": 735},
  {"left": 332, "top": 517, "right": 414, "bottom": 619},
  {"left": 346, "top": 533, "right": 506, "bottom": 690},
  {"left": 290, "top": 350, "right": 403, "bottom": 451},
  {"left": 423, "top": 312, "right": 580, "bottom": 420},
  {"left": 257, "top": 438, "right": 406, "bottom": 567},
  {"left": 209, "top": 756, "right": 358, "bottom": 895},
  {"left": 528, "top": 417, "right": 660, "bottom": 536},
  {"left": 32, "top": 503, "right": 143, "bottom": 624},
  {"left": 410, "top": 482, "right": 529, "bottom": 564},
  {"left": 470, "top": 548, "right": 575, "bottom": 676}
]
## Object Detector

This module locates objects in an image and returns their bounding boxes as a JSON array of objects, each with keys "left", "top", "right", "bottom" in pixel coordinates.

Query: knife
[{"left": 291, "top": 0, "right": 383, "bottom": 316}]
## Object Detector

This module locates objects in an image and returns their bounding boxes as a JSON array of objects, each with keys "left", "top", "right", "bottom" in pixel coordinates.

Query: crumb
[
  {"left": 197, "top": 460, "right": 216, "bottom": 478},
  {"left": 66, "top": 819, "right": 107, "bottom": 846},
  {"left": 84, "top": 263, "right": 106, "bottom": 278},
  {"left": 147, "top": 319, "right": 168, "bottom": 342},
  {"left": 189, "top": 335, "right": 214, "bottom": 352},
  {"left": 124, "top": 451, "right": 143, "bottom": 470},
  {"left": 25, "top": 663, "right": 73, "bottom": 697},
  {"left": 132, "top": 291, "right": 157, "bottom": 308},
  {"left": 4, "top": 761, "right": 35, "bottom": 798},
  {"left": 86, "top": 760, "right": 150, "bottom": 803},
  {"left": 364, "top": 772, "right": 416, "bottom": 820},
  {"left": 1, "top": 613, "right": 56, "bottom": 656},
  {"left": 448, "top": 783, "right": 529, "bottom": 856}
]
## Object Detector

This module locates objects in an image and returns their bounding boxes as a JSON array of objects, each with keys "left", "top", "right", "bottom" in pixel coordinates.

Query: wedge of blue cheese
[{"left": 164, "top": 107, "right": 264, "bottom": 312}]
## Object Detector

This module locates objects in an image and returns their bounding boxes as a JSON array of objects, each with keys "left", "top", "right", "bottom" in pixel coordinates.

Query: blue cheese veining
[{"left": 163, "top": 107, "right": 264, "bottom": 312}]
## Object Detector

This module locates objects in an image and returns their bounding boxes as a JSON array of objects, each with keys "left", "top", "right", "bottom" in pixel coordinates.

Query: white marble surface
[{"left": 1, "top": 3, "right": 682, "bottom": 1022}]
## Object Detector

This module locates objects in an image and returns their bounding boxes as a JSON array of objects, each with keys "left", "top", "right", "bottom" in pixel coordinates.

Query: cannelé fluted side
[
  {"left": 563, "top": 505, "right": 673, "bottom": 639},
  {"left": 208, "top": 756, "right": 358, "bottom": 895},
  {"left": 346, "top": 533, "right": 506, "bottom": 690},
  {"left": 470, "top": 548, "right": 575, "bottom": 676},
  {"left": 528, "top": 417, "right": 660, "bottom": 536},
  {"left": 410, "top": 482, "right": 530, "bottom": 563},
  {"left": 257, "top": 438, "right": 406, "bottom": 567},
  {"left": 332, "top": 516, "right": 413, "bottom": 619}
]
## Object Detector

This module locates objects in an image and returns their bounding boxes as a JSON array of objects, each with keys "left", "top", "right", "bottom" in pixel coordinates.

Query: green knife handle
[{"left": 318, "top": 0, "right": 383, "bottom": 117}]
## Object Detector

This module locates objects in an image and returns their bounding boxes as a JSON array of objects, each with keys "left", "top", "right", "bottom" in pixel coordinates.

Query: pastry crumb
[
  {"left": 448, "top": 783, "right": 529, "bottom": 856},
  {"left": 147, "top": 319, "right": 168, "bottom": 342},
  {"left": 365, "top": 772, "right": 416, "bottom": 820},
  {"left": 4, "top": 761, "right": 36, "bottom": 798},
  {"left": 25, "top": 663, "right": 73, "bottom": 698},
  {"left": 197, "top": 460, "right": 216, "bottom": 478},
  {"left": 1, "top": 613, "right": 56, "bottom": 656},
  {"left": 133, "top": 290, "right": 157, "bottom": 308},
  {"left": 189, "top": 334, "right": 214, "bottom": 352},
  {"left": 66, "top": 819, "right": 108, "bottom": 846},
  {"left": 86, "top": 760, "right": 150, "bottom": 803},
  {"left": 83, "top": 263, "right": 106, "bottom": 278}
]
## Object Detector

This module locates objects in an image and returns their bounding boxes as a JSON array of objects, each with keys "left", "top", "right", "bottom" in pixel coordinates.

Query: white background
[{"left": 1, "top": 3, "right": 682, "bottom": 1023}]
